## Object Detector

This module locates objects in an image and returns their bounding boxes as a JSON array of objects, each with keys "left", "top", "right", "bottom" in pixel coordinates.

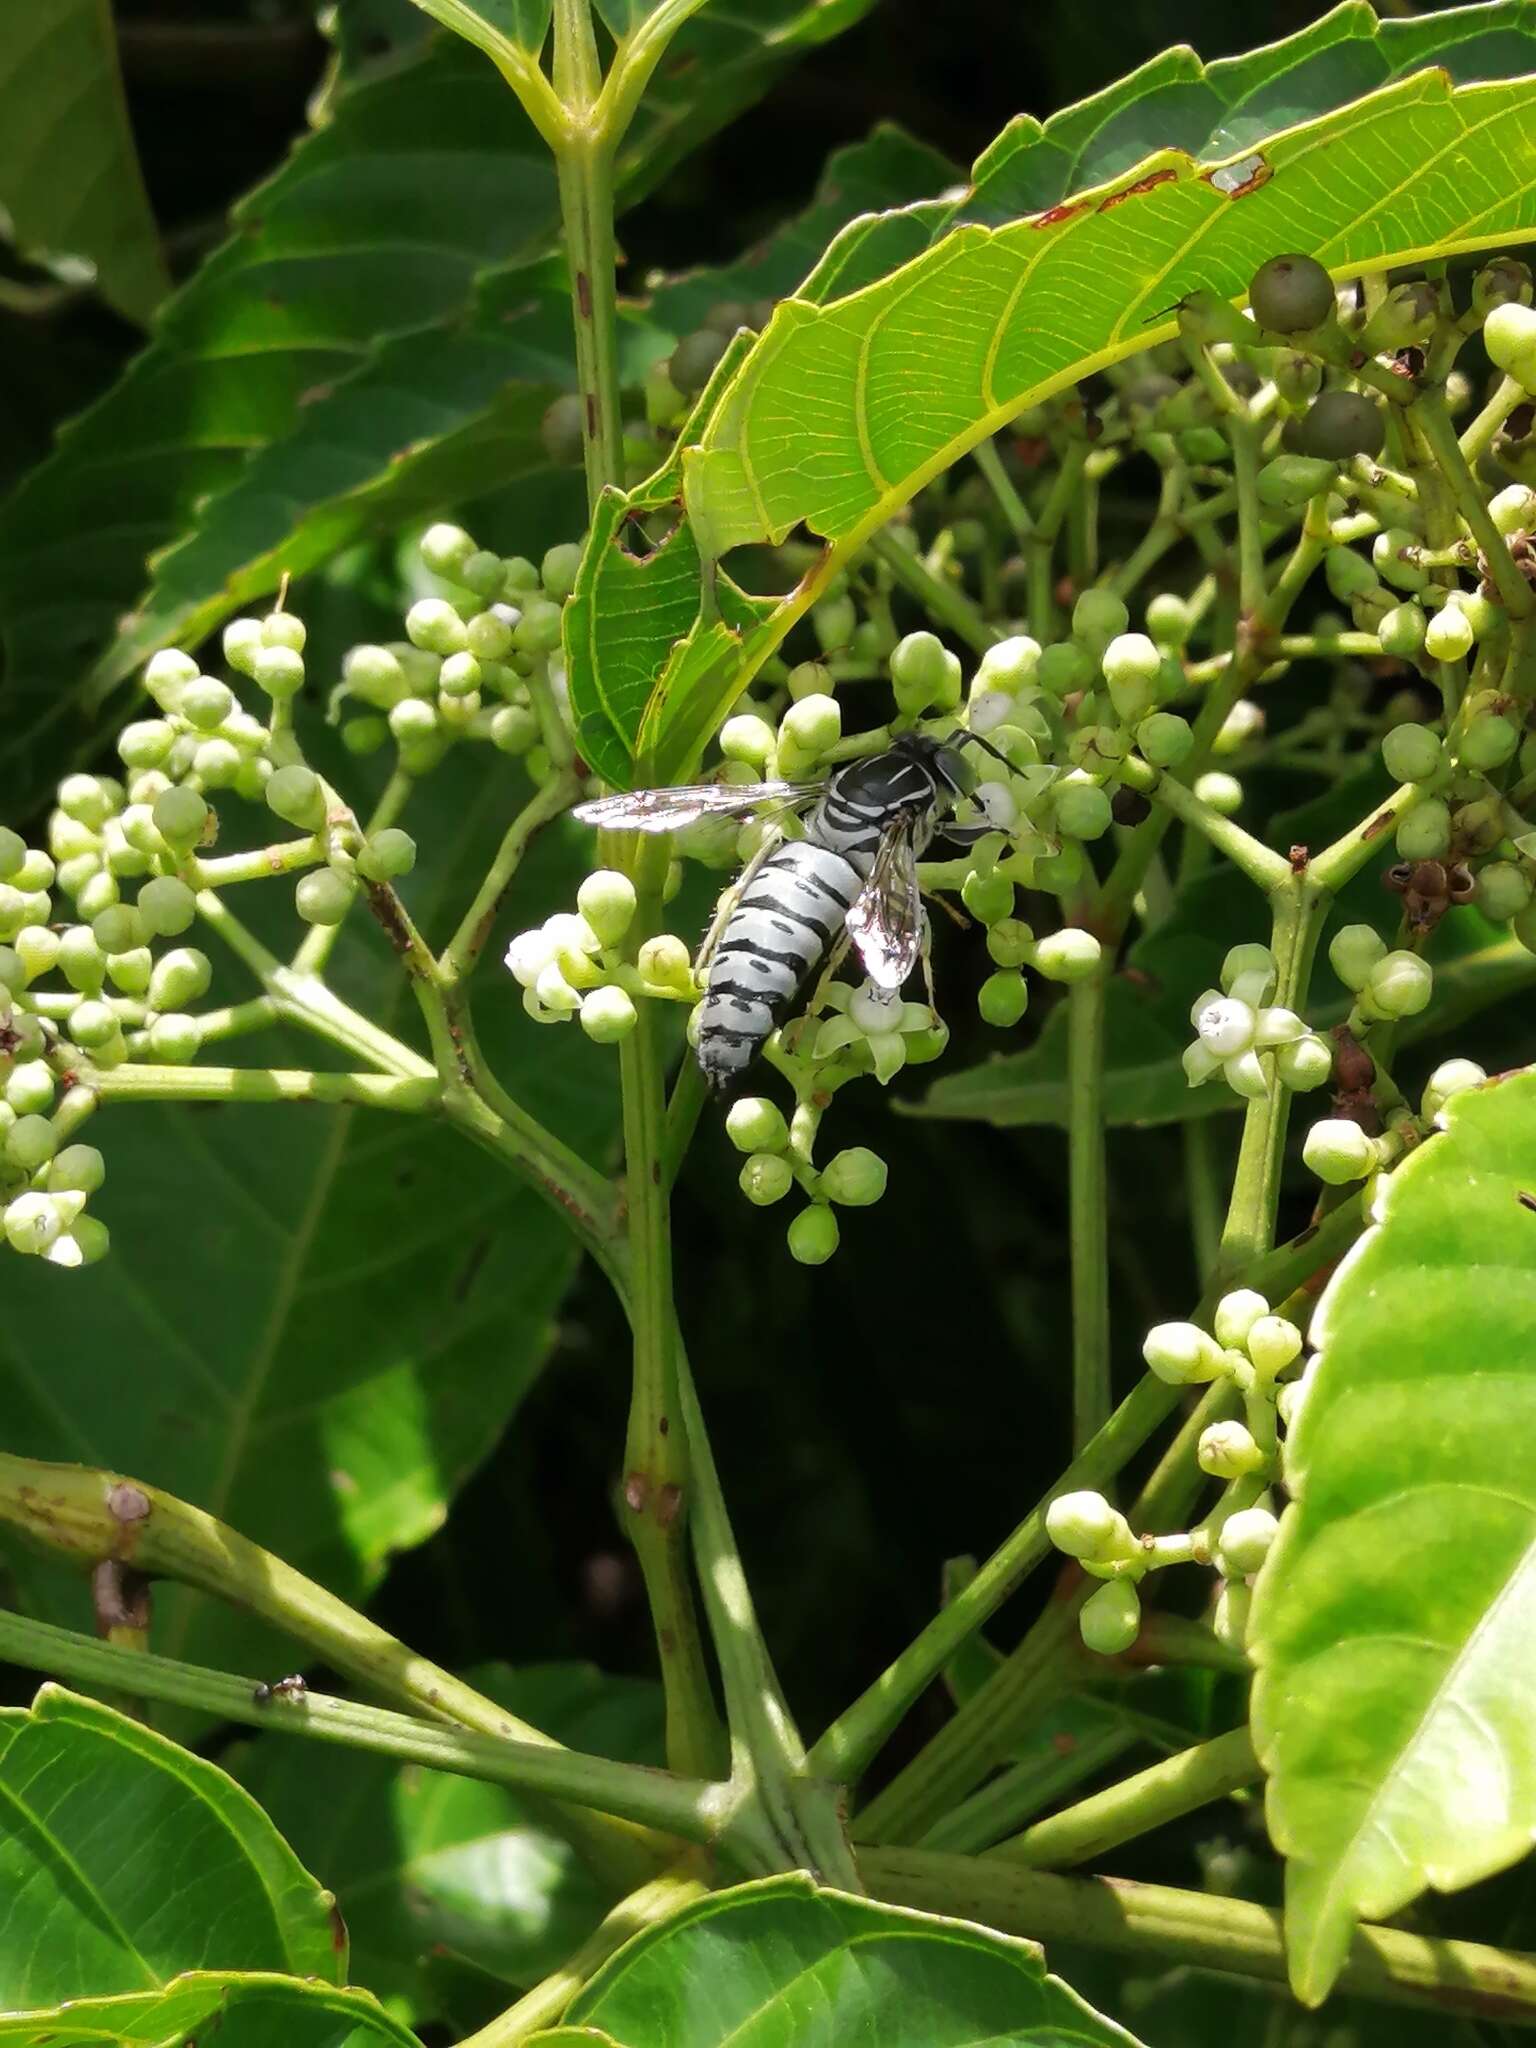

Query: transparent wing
[
  {"left": 571, "top": 780, "right": 818, "bottom": 834},
  {"left": 846, "top": 812, "right": 925, "bottom": 989}
]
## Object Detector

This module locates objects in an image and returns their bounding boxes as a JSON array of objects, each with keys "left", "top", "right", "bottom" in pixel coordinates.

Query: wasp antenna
[{"left": 957, "top": 728, "right": 1016, "bottom": 772}]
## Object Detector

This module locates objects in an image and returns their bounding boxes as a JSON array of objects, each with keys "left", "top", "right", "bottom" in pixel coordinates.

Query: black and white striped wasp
[{"left": 573, "top": 732, "right": 1006, "bottom": 1089}]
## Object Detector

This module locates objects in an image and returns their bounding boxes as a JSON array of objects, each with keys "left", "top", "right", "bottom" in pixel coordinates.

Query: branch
[
  {"left": 90, "top": 1066, "right": 438, "bottom": 1111},
  {"left": 989, "top": 1726, "right": 1259, "bottom": 1867}
]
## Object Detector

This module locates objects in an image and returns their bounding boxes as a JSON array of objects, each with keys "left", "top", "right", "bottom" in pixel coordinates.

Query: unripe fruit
[
  {"left": 48, "top": 1144, "right": 105, "bottom": 1194},
  {"left": 1258, "top": 454, "right": 1338, "bottom": 510},
  {"left": 1046, "top": 1490, "right": 1133, "bottom": 1562},
  {"left": 1422, "top": 1056, "right": 1487, "bottom": 1119},
  {"left": 726, "top": 1097, "right": 789, "bottom": 1155},
  {"left": 1381, "top": 723, "right": 1442, "bottom": 784},
  {"left": 406, "top": 598, "right": 468, "bottom": 657},
  {"left": 1299, "top": 391, "right": 1385, "bottom": 461},
  {"left": 739, "top": 1153, "right": 794, "bottom": 1205},
  {"left": 1033, "top": 929, "right": 1101, "bottom": 983},
  {"left": 1136, "top": 712, "right": 1193, "bottom": 768},
  {"left": 787, "top": 1202, "right": 839, "bottom": 1265},
  {"left": 5, "top": 1114, "right": 56, "bottom": 1171},
  {"left": 1328, "top": 922, "right": 1386, "bottom": 991},
  {"left": 1199, "top": 1421, "right": 1265, "bottom": 1479},
  {"left": 152, "top": 787, "right": 208, "bottom": 846},
  {"left": 1481, "top": 857, "right": 1534, "bottom": 924},
  {"left": 149, "top": 947, "right": 211, "bottom": 1010},
  {"left": 1368, "top": 949, "right": 1433, "bottom": 1018},
  {"left": 1143, "top": 1320, "right": 1226, "bottom": 1385},
  {"left": 1425, "top": 604, "right": 1475, "bottom": 662},
  {"left": 1304, "top": 1117, "right": 1377, "bottom": 1184},
  {"left": 1394, "top": 797, "right": 1452, "bottom": 861},
  {"left": 148, "top": 1012, "right": 200, "bottom": 1063},
  {"left": 978, "top": 969, "right": 1029, "bottom": 1029},
  {"left": 1247, "top": 1315, "right": 1302, "bottom": 1377},
  {"left": 89, "top": 903, "right": 144, "bottom": 958},
  {"left": 1483, "top": 302, "right": 1536, "bottom": 392},
  {"left": 1054, "top": 781, "right": 1113, "bottom": 841},
  {"left": 1080, "top": 1579, "right": 1141, "bottom": 1656},
  {"left": 638, "top": 934, "right": 693, "bottom": 991},
  {"left": 1461, "top": 713, "right": 1520, "bottom": 771},
  {"left": 785, "top": 661, "right": 831, "bottom": 702},
  {"left": 1249, "top": 252, "right": 1334, "bottom": 333},
  {"left": 976, "top": 635, "right": 1041, "bottom": 691},
  {"left": 821, "top": 1146, "right": 888, "bottom": 1206},
  {"left": 1377, "top": 602, "right": 1426, "bottom": 660},
  {"left": 890, "top": 632, "right": 962, "bottom": 713},
  {"left": 579, "top": 985, "right": 638, "bottom": 1043},
  {"left": 985, "top": 917, "right": 1034, "bottom": 969},
  {"left": 265, "top": 765, "right": 327, "bottom": 832},
  {"left": 961, "top": 868, "right": 1014, "bottom": 925},
  {"left": 1217, "top": 1506, "right": 1279, "bottom": 1576},
  {"left": 780, "top": 692, "right": 841, "bottom": 757}
]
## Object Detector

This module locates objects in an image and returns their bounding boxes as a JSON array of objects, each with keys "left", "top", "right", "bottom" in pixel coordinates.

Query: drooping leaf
[
  {"left": 0, "top": 745, "right": 620, "bottom": 1683},
  {"left": 0, "top": 0, "right": 882, "bottom": 811},
  {"left": 569, "top": 16, "right": 1536, "bottom": 786},
  {"left": 1250, "top": 1067, "right": 1536, "bottom": 2003},
  {"left": 561, "top": 1873, "right": 1145, "bottom": 2045},
  {"left": 0, "top": 0, "right": 168, "bottom": 325},
  {"left": 0, "top": 1975, "right": 419, "bottom": 2046},
  {"left": 236, "top": 1663, "right": 664, "bottom": 2025},
  {"left": 0, "top": 1686, "right": 342, "bottom": 2007}
]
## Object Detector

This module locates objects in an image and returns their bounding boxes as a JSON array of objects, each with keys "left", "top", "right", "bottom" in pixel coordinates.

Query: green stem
[
  {"left": 440, "top": 768, "right": 583, "bottom": 986},
  {"left": 1066, "top": 968, "right": 1110, "bottom": 1451},
  {"left": 0, "top": 1610, "right": 719, "bottom": 1842},
  {"left": 867, "top": 529, "right": 1000, "bottom": 655},
  {"left": 1119, "top": 755, "right": 1291, "bottom": 891},
  {"left": 192, "top": 836, "right": 325, "bottom": 887},
  {"left": 972, "top": 438, "right": 1032, "bottom": 543},
  {"left": 860, "top": 1848, "right": 1536, "bottom": 2024},
  {"left": 292, "top": 765, "right": 414, "bottom": 976},
  {"left": 89, "top": 1065, "right": 438, "bottom": 1111},
  {"left": 1460, "top": 370, "right": 1529, "bottom": 469},
  {"left": 1412, "top": 388, "right": 1535, "bottom": 621},
  {"left": 1183, "top": 1120, "right": 1224, "bottom": 1284},
  {"left": 555, "top": 131, "right": 624, "bottom": 510},
  {"left": 989, "top": 1725, "right": 1258, "bottom": 1867},
  {"left": 918, "top": 1721, "right": 1134, "bottom": 1858}
]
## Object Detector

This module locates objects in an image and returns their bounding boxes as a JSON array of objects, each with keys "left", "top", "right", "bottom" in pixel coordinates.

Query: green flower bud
[
  {"left": 720, "top": 714, "right": 776, "bottom": 767},
  {"left": 1054, "top": 781, "right": 1113, "bottom": 841},
  {"left": 1361, "top": 277, "right": 1440, "bottom": 353},
  {"left": 1178, "top": 425, "right": 1229, "bottom": 464},
  {"left": 1394, "top": 798, "right": 1452, "bottom": 861},
  {"left": 787, "top": 1202, "right": 840, "bottom": 1265},
  {"left": 104, "top": 946, "right": 148, "bottom": 997},
  {"left": 975, "top": 635, "right": 1041, "bottom": 691},
  {"left": 985, "top": 917, "right": 1034, "bottom": 969},
  {"left": 296, "top": 869, "right": 354, "bottom": 926},
  {"left": 389, "top": 697, "right": 440, "bottom": 746},
  {"left": 978, "top": 969, "right": 1029, "bottom": 1028},
  {"left": 568, "top": 876, "right": 636, "bottom": 957},
  {"left": 5, "top": 1114, "right": 56, "bottom": 1171},
  {"left": 258, "top": 609, "right": 305, "bottom": 655},
  {"left": 144, "top": 648, "right": 200, "bottom": 714},
  {"left": 1033, "top": 929, "right": 1101, "bottom": 983},
  {"left": 1144, "top": 592, "right": 1192, "bottom": 650},
  {"left": 178, "top": 676, "right": 235, "bottom": 733},
  {"left": 1046, "top": 1489, "right": 1133, "bottom": 1562},
  {"left": 1300, "top": 391, "right": 1385, "bottom": 461},
  {"left": 58, "top": 774, "right": 115, "bottom": 831},
  {"left": 47, "top": 1144, "right": 105, "bottom": 1195},
  {"left": 1199, "top": 1421, "right": 1265, "bottom": 1480},
  {"left": 1249, "top": 252, "right": 1334, "bottom": 334},
  {"left": 190, "top": 739, "right": 240, "bottom": 790},
  {"left": 890, "top": 631, "right": 962, "bottom": 713},
  {"left": 406, "top": 598, "right": 468, "bottom": 657},
  {"left": 1425, "top": 604, "right": 1475, "bottom": 662},
  {"left": 152, "top": 787, "right": 208, "bottom": 848},
  {"left": 726, "top": 1097, "right": 789, "bottom": 1155},
  {"left": 1372, "top": 528, "right": 1428, "bottom": 595},
  {"left": 13, "top": 927, "right": 56, "bottom": 984},
  {"left": 1143, "top": 1320, "right": 1227, "bottom": 1385},
  {"left": 437, "top": 651, "right": 480, "bottom": 700},
  {"left": 1194, "top": 771, "right": 1242, "bottom": 816},
  {"left": 579, "top": 984, "right": 638, "bottom": 1043},
  {"left": 1422, "top": 1056, "right": 1487, "bottom": 1119},
  {"left": 1217, "top": 1506, "right": 1279, "bottom": 1576},
  {"left": 783, "top": 661, "right": 830, "bottom": 702},
  {"left": 1324, "top": 546, "right": 1381, "bottom": 604},
  {"left": 1377, "top": 602, "right": 1426, "bottom": 661},
  {"left": 68, "top": 999, "right": 120, "bottom": 1050},
  {"left": 821, "top": 1146, "right": 888, "bottom": 1206},
  {"left": 148, "top": 946, "right": 211, "bottom": 1010},
  {"left": 214, "top": 615, "right": 263, "bottom": 677},
  {"left": 353, "top": 828, "right": 415, "bottom": 884},
  {"left": 5, "top": 1192, "right": 64, "bottom": 1256},
  {"left": 1258, "top": 454, "right": 1338, "bottom": 510},
  {"left": 56, "top": 926, "right": 103, "bottom": 995},
  {"left": 1071, "top": 589, "right": 1128, "bottom": 656},
  {"left": 117, "top": 718, "right": 176, "bottom": 772},
  {"left": 1368, "top": 949, "right": 1433, "bottom": 1018},
  {"left": 812, "top": 594, "right": 857, "bottom": 654},
  {"left": 264, "top": 765, "right": 326, "bottom": 832},
  {"left": 490, "top": 704, "right": 539, "bottom": 755},
  {"left": 146, "top": 1009, "right": 198, "bottom": 1062},
  {"left": 1136, "top": 712, "right": 1193, "bottom": 768},
  {"left": 466, "top": 609, "right": 514, "bottom": 664},
  {"left": 740, "top": 1153, "right": 794, "bottom": 1205},
  {"left": 1381, "top": 722, "right": 1442, "bottom": 784},
  {"left": 255, "top": 645, "right": 305, "bottom": 700},
  {"left": 420, "top": 522, "right": 475, "bottom": 577},
  {"left": 512, "top": 597, "right": 564, "bottom": 657},
  {"left": 4, "top": 1060, "right": 53, "bottom": 1116},
  {"left": 638, "top": 934, "right": 693, "bottom": 991},
  {"left": 454, "top": 549, "right": 502, "bottom": 601},
  {"left": 0, "top": 947, "right": 20, "bottom": 995},
  {"left": 1304, "top": 1116, "right": 1377, "bottom": 1184},
  {"left": 1247, "top": 1315, "right": 1302, "bottom": 1378},
  {"left": 1489, "top": 483, "right": 1536, "bottom": 538},
  {"left": 960, "top": 868, "right": 1014, "bottom": 926},
  {"left": 1276, "top": 1033, "right": 1333, "bottom": 1092},
  {"left": 0, "top": 829, "right": 24, "bottom": 882},
  {"left": 780, "top": 692, "right": 841, "bottom": 758},
  {"left": 1484, "top": 302, "right": 1536, "bottom": 392},
  {"left": 1080, "top": 1578, "right": 1141, "bottom": 1656},
  {"left": 1213, "top": 1287, "right": 1266, "bottom": 1349},
  {"left": 1328, "top": 922, "right": 1386, "bottom": 991},
  {"left": 1461, "top": 712, "right": 1520, "bottom": 772},
  {"left": 342, "top": 645, "right": 409, "bottom": 708},
  {"left": 1100, "top": 631, "right": 1160, "bottom": 715},
  {"left": 90, "top": 905, "right": 144, "bottom": 957},
  {"left": 1036, "top": 641, "right": 1093, "bottom": 698},
  {"left": 540, "top": 542, "right": 584, "bottom": 603}
]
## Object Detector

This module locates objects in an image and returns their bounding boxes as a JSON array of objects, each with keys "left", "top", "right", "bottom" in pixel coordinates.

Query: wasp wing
[
  {"left": 571, "top": 780, "right": 818, "bottom": 834},
  {"left": 846, "top": 812, "right": 925, "bottom": 990}
]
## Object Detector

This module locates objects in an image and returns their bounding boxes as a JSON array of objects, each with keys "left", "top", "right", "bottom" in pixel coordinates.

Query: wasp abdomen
[{"left": 697, "top": 840, "right": 868, "bottom": 1088}]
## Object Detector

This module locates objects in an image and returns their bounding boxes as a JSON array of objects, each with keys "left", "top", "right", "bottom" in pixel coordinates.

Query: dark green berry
[
  {"left": 539, "top": 393, "right": 587, "bottom": 467},
  {"left": 1298, "top": 390, "right": 1385, "bottom": 461},
  {"left": 668, "top": 328, "right": 729, "bottom": 397},
  {"left": 1249, "top": 253, "right": 1334, "bottom": 334}
]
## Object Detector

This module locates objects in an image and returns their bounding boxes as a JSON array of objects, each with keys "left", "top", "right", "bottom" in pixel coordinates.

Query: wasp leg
[
  {"left": 784, "top": 928, "right": 854, "bottom": 1054},
  {"left": 935, "top": 821, "right": 995, "bottom": 850},
  {"left": 692, "top": 826, "right": 786, "bottom": 977}
]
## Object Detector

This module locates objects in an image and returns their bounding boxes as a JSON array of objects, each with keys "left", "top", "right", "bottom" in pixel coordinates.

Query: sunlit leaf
[
  {"left": 0, "top": 1975, "right": 418, "bottom": 2046},
  {"left": 1250, "top": 1068, "right": 1536, "bottom": 2002}
]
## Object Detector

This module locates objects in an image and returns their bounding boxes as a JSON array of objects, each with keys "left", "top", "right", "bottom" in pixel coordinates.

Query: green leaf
[
  {"left": 0, "top": 1686, "right": 342, "bottom": 2006},
  {"left": 0, "top": 1975, "right": 419, "bottom": 2046},
  {"left": 0, "top": 748, "right": 620, "bottom": 1685},
  {"left": 236, "top": 1662, "right": 664, "bottom": 2025},
  {"left": 1250, "top": 1067, "right": 1536, "bottom": 2004},
  {"left": 528, "top": 2030, "right": 624, "bottom": 2046},
  {"left": 562, "top": 1873, "right": 1144, "bottom": 2045},
  {"left": 0, "top": 0, "right": 880, "bottom": 811},
  {"left": 570, "top": 16, "right": 1536, "bottom": 783},
  {"left": 0, "top": 0, "right": 168, "bottom": 325}
]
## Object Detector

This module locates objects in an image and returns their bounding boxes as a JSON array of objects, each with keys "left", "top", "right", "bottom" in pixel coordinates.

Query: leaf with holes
[
  {"left": 0, "top": 0, "right": 168, "bottom": 325},
  {"left": 1250, "top": 1068, "right": 1536, "bottom": 2003},
  {"left": 0, "top": 1686, "right": 342, "bottom": 2006},
  {"left": 0, "top": 747, "right": 619, "bottom": 1684},
  {"left": 569, "top": 16, "right": 1536, "bottom": 785}
]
